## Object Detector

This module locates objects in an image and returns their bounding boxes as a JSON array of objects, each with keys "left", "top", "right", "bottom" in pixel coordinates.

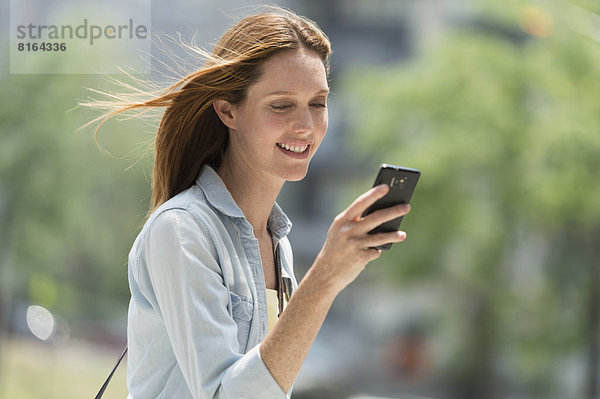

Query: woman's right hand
[
  {"left": 310, "top": 184, "right": 411, "bottom": 296},
  {"left": 261, "top": 185, "right": 411, "bottom": 393}
]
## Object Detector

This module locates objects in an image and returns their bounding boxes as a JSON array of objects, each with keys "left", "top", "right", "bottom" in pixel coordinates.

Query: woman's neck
[{"left": 216, "top": 159, "right": 283, "bottom": 238}]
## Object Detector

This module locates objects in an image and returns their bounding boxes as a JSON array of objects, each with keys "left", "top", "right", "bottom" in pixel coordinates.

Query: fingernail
[
  {"left": 397, "top": 203, "right": 409, "bottom": 212},
  {"left": 376, "top": 184, "right": 388, "bottom": 192}
]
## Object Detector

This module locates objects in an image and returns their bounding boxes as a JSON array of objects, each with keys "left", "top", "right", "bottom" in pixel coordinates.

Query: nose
[{"left": 292, "top": 106, "right": 314, "bottom": 134}]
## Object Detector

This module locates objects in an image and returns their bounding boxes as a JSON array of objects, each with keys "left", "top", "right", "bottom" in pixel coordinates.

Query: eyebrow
[{"left": 266, "top": 89, "right": 330, "bottom": 96}]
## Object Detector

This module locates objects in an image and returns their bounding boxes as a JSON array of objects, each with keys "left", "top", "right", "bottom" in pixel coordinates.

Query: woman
[{"left": 83, "top": 7, "right": 410, "bottom": 399}]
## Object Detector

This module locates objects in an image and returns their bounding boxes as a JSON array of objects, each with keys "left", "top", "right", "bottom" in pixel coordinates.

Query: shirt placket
[{"left": 235, "top": 219, "right": 269, "bottom": 340}]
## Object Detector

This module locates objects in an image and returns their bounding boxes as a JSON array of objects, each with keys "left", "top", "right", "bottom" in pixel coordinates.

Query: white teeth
[{"left": 278, "top": 143, "right": 308, "bottom": 153}]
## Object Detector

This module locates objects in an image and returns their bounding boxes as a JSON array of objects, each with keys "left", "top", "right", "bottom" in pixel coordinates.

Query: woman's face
[{"left": 222, "top": 47, "right": 329, "bottom": 184}]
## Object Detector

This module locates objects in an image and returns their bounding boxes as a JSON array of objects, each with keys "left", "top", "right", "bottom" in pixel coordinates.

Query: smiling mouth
[{"left": 276, "top": 143, "right": 309, "bottom": 153}]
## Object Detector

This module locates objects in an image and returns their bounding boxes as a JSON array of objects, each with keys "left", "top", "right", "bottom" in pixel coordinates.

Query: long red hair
[{"left": 77, "top": 7, "right": 331, "bottom": 215}]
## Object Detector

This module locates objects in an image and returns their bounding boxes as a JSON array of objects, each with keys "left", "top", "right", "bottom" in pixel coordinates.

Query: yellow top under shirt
[{"left": 265, "top": 288, "right": 288, "bottom": 332}]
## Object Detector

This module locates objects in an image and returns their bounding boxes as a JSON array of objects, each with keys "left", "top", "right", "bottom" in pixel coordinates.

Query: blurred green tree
[
  {"left": 0, "top": 72, "right": 151, "bottom": 340},
  {"left": 341, "top": 1, "right": 600, "bottom": 398}
]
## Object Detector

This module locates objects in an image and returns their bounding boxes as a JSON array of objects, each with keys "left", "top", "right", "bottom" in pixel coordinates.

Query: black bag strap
[
  {"left": 95, "top": 345, "right": 128, "bottom": 399},
  {"left": 275, "top": 244, "right": 284, "bottom": 317}
]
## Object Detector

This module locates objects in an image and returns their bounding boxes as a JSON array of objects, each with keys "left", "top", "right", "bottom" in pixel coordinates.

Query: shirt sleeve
[{"left": 138, "top": 208, "right": 287, "bottom": 399}]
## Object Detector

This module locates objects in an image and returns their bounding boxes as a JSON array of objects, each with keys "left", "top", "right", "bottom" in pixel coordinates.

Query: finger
[
  {"left": 343, "top": 184, "right": 389, "bottom": 221},
  {"left": 356, "top": 203, "right": 410, "bottom": 235},
  {"left": 361, "top": 247, "right": 383, "bottom": 262},
  {"left": 359, "top": 230, "right": 407, "bottom": 249}
]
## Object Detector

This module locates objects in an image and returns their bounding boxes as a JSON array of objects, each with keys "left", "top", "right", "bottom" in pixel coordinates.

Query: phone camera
[{"left": 390, "top": 176, "right": 407, "bottom": 188}]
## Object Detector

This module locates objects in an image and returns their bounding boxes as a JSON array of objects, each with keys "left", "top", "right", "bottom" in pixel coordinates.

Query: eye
[
  {"left": 310, "top": 95, "right": 328, "bottom": 109},
  {"left": 270, "top": 103, "right": 292, "bottom": 112}
]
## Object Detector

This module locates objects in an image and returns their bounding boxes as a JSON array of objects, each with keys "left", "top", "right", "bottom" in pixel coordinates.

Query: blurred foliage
[
  {"left": 341, "top": 0, "right": 600, "bottom": 397},
  {"left": 0, "top": 70, "right": 152, "bottom": 331}
]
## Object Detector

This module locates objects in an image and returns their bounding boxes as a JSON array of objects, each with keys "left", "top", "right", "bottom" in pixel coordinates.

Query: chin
[{"left": 280, "top": 165, "right": 310, "bottom": 182}]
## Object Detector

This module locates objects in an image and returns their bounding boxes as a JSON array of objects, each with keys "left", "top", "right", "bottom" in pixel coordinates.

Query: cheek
[
  {"left": 255, "top": 114, "right": 299, "bottom": 146},
  {"left": 235, "top": 110, "right": 283, "bottom": 145},
  {"left": 315, "top": 112, "right": 328, "bottom": 138},
  {"left": 261, "top": 113, "right": 289, "bottom": 131}
]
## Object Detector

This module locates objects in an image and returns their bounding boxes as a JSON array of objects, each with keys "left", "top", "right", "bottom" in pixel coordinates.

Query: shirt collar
[
  {"left": 268, "top": 202, "right": 292, "bottom": 240},
  {"left": 195, "top": 164, "right": 292, "bottom": 238},
  {"left": 196, "top": 164, "right": 245, "bottom": 219}
]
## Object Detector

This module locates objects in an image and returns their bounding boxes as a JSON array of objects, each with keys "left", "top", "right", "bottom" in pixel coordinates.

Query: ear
[{"left": 212, "top": 100, "right": 236, "bottom": 130}]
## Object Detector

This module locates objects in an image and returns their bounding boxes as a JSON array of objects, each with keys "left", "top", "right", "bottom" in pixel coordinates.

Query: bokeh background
[{"left": 1, "top": 0, "right": 599, "bottom": 398}]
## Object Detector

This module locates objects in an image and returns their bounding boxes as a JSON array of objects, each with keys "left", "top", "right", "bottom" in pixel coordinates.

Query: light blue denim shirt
[{"left": 126, "top": 164, "right": 298, "bottom": 398}]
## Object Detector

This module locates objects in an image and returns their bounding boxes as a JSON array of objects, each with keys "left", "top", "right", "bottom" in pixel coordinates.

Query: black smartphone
[{"left": 362, "top": 163, "right": 421, "bottom": 250}]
